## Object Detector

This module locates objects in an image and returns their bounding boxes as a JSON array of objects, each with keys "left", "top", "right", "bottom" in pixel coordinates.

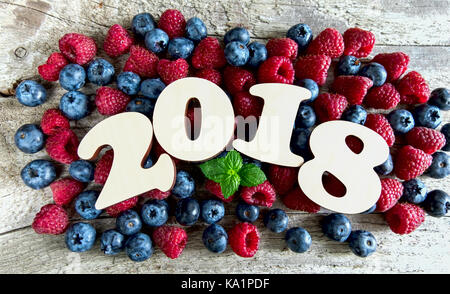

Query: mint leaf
[
  {"left": 220, "top": 174, "right": 240, "bottom": 198},
  {"left": 199, "top": 158, "right": 229, "bottom": 183},
  {"left": 239, "top": 163, "right": 267, "bottom": 187},
  {"left": 224, "top": 150, "right": 243, "bottom": 172}
]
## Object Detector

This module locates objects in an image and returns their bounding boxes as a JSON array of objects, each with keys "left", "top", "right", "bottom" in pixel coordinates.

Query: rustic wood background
[{"left": 0, "top": 0, "right": 449, "bottom": 274}]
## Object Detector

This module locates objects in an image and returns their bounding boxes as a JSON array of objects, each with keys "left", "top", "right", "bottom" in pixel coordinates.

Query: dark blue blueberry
[
  {"left": 224, "top": 41, "right": 249, "bottom": 66},
  {"left": 264, "top": 209, "right": 289, "bottom": 233},
  {"left": 286, "top": 23, "right": 313, "bottom": 52},
  {"left": 200, "top": 199, "right": 225, "bottom": 224},
  {"left": 358, "top": 62, "right": 387, "bottom": 87},
  {"left": 387, "top": 109, "right": 415, "bottom": 134},
  {"left": 402, "top": 179, "right": 427, "bottom": 204},
  {"left": 202, "top": 224, "right": 228, "bottom": 253},
  {"left": 172, "top": 170, "right": 195, "bottom": 199},
  {"left": 348, "top": 230, "right": 377, "bottom": 258},
  {"left": 14, "top": 124, "right": 45, "bottom": 154},
  {"left": 16, "top": 80, "right": 47, "bottom": 107},
  {"left": 246, "top": 41, "right": 267, "bottom": 68},
  {"left": 290, "top": 128, "right": 312, "bottom": 157},
  {"left": 116, "top": 210, "right": 142, "bottom": 236},
  {"left": 117, "top": 72, "right": 141, "bottom": 95},
  {"left": 374, "top": 154, "right": 394, "bottom": 176},
  {"left": 140, "top": 78, "right": 166, "bottom": 100},
  {"left": 145, "top": 28, "right": 169, "bottom": 54},
  {"left": 341, "top": 105, "right": 367, "bottom": 125},
  {"left": 337, "top": 55, "right": 361, "bottom": 76},
  {"left": 175, "top": 198, "right": 200, "bottom": 226},
  {"left": 361, "top": 204, "right": 376, "bottom": 214},
  {"left": 141, "top": 200, "right": 169, "bottom": 227},
  {"left": 242, "top": 154, "right": 262, "bottom": 168},
  {"left": 21, "top": 160, "right": 56, "bottom": 189},
  {"left": 59, "top": 64, "right": 86, "bottom": 91},
  {"left": 69, "top": 160, "right": 95, "bottom": 182},
  {"left": 423, "top": 190, "right": 449, "bottom": 217},
  {"left": 426, "top": 151, "right": 450, "bottom": 179},
  {"left": 59, "top": 91, "right": 90, "bottom": 120},
  {"left": 125, "top": 232, "right": 153, "bottom": 262},
  {"left": 168, "top": 37, "right": 195, "bottom": 59},
  {"left": 224, "top": 27, "right": 250, "bottom": 45},
  {"left": 132, "top": 13, "right": 156, "bottom": 38},
  {"left": 285, "top": 227, "right": 311, "bottom": 253},
  {"left": 100, "top": 229, "right": 125, "bottom": 255},
  {"left": 87, "top": 58, "right": 115, "bottom": 86},
  {"left": 414, "top": 104, "right": 442, "bottom": 129},
  {"left": 296, "top": 79, "right": 319, "bottom": 104},
  {"left": 428, "top": 88, "right": 450, "bottom": 110},
  {"left": 65, "top": 222, "right": 96, "bottom": 252},
  {"left": 74, "top": 190, "right": 103, "bottom": 220},
  {"left": 441, "top": 123, "right": 450, "bottom": 151},
  {"left": 143, "top": 153, "right": 154, "bottom": 169},
  {"left": 236, "top": 202, "right": 260, "bottom": 222},
  {"left": 126, "top": 97, "right": 155, "bottom": 118},
  {"left": 321, "top": 213, "right": 352, "bottom": 242},
  {"left": 185, "top": 17, "right": 207, "bottom": 42},
  {"left": 295, "top": 105, "right": 316, "bottom": 128}
]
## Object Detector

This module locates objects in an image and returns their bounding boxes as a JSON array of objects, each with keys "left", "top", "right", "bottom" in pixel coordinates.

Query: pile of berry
[{"left": 14, "top": 9, "right": 450, "bottom": 261}]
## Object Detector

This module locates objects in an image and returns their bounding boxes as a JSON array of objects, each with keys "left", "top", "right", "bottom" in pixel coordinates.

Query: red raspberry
[
  {"left": 364, "top": 114, "right": 395, "bottom": 147},
  {"left": 364, "top": 83, "right": 401, "bottom": 110},
  {"left": 103, "top": 24, "right": 134, "bottom": 57},
  {"left": 157, "top": 58, "right": 189, "bottom": 85},
  {"left": 385, "top": 202, "right": 425, "bottom": 235},
  {"left": 267, "top": 165, "right": 299, "bottom": 195},
  {"left": 396, "top": 71, "right": 431, "bottom": 104},
  {"left": 123, "top": 45, "right": 159, "bottom": 78},
  {"left": 233, "top": 91, "right": 264, "bottom": 119},
  {"left": 195, "top": 68, "right": 222, "bottom": 85},
  {"left": 258, "top": 56, "right": 295, "bottom": 84},
  {"left": 228, "top": 222, "right": 260, "bottom": 258},
  {"left": 322, "top": 172, "right": 347, "bottom": 197},
  {"left": 405, "top": 127, "right": 446, "bottom": 154},
  {"left": 394, "top": 145, "right": 433, "bottom": 180},
  {"left": 95, "top": 86, "right": 130, "bottom": 115},
  {"left": 158, "top": 9, "right": 186, "bottom": 39},
  {"left": 266, "top": 38, "right": 298, "bottom": 60},
  {"left": 205, "top": 179, "right": 236, "bottom": 203},
  {"left": 372, "top": 52, "right": 409, "bottom": 82},
  {"left": 192, "top": 37, "right": 226, "bottom": 69},
  {"left": 331, "top": 75, "right": 373, "bottom": 105},
  {"left": 50, "top": 178, "right": 84, "bottom": 207},
  {"left": 153, "top": 225, "right": 188, "bottom": 259},
  {"left": 32, "top": 204, "right": 69, "bottom": 235},
  {"left": 345, "top": 135, "right": 364, "bottom": 154},
  {"left": 313, "top": 93, "right": 348, "bottom": 122},
  {"left": 38, "top": 52, "right": 68, "bottom": 81},
  {"left": 59, "top": 33, "right": 97, "bottom": 65},
  {"left": 152, "top": 140, "right": 180, "bottom": 165},
  {"left": 141, "top": 189, "right": 171, "bottom": 200},
  {"left": 94, "top": 149, "right": 114, "bottom": 185},
  {"left": 46, "top": 128, "right": 79, "bottom": 164},
  {"left": 105, "top": 196, "right": 138, "bottom": 217},
  {"left": 376, "top": 178, "right": 403, "bottom": 212},
  {"left": 343, "top": 28, "right": 375, "bottom": 58},
  {"left": 307, "top": 28, "right": 344, "bottom": 59},
  {"left": 40, "top": 108, "right": 70, "bottom": 135},
  {"left": 223, "top": 66, "right": 256, "bottom": 95},
  {"left": 282, "top": 186, "right": 320, "bottom": 213},
  {"left": 294, "top": 54, "right": 331, "bottom": 86},
  {"left": 240, "top": 180, "right": 277, "bottom": 208}
]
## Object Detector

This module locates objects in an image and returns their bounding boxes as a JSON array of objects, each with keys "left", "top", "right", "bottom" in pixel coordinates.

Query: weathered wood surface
[{"left": 0, "top": 0, "right": 449, "bottom": 274}]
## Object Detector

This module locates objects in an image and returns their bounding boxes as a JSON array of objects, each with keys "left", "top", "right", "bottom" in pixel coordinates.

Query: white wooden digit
[
  {"left": 298, "top": 121, "right": 389, "bottom": 214},
  {"left": 78, "top": 112, "right": 176, "bottom": 210}
]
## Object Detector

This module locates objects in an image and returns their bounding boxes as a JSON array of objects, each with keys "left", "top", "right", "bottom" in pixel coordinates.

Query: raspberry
[
  {"left": 331, "top": 75, "right": 373, "bottom": 105},
  {"left": 151, "top": 140, "right": 180, "bottom": 165},
  {"left": 405, "top": 127, "right": 446, "bottom": 154},
  {"left": 158, "top": 9, "right": 186, "bottom": 39},
  {"left": 343, "top": 28, "right": 375, "bottom": 58},
  {"left": 372, "top": 52, "right": 409, "bottom": 82},
  {"left": 95, "top": 86, "right": 130, "bottom": 115},
  {"left": 364, "top": 114, "right": 395, "bottom": 147},
  {"left": 46, "top": 128, "right": 79, "bottom": 164},
  {"left": 233, "top": 91, "right": 264, "bottom": 119},
  {"left": 322, "top": 172, "right": 347, "bottom": 197},
  {"left": 257, "top": 56, "right": 295, "bottom": 84},
  {"left": 268, "top": 165, "right": 299, "bottom": 195},
  {"left": 307, "top": 28, "right": 344, "bottom": 59},
  {"left": 228, "top": 222, "right": 260, "bottom": 258},
  {"left": 345, "top": 135, "right": 364, "bottom": 154},
  {"left": 313, "top": 93, "right": 348, "bottom": 122},
  {"left": 223, "top": 66, "right": 256, "bottom": 95},
  {"left": 266, "top": 38, "right": 298, "bottom": 60},
  {"left": 294, "top": 54, "right": 331, "bottom": 86},
  {"left": 385, "top": 202, "right": 425, "bottom": 235},
  {"left": 376, "top": 178, "right": 403, "bottom": 212},
  {"left": 105, "top": 196, "right": 138, "bottom": 217},
  {"left": 157, "top": 58, "right": 189, "bottom": 85},
  {"left": 50, "top": 178, "right": 84, "bottom": 206},
  {"left": 141, "top": 189, "right": 171, "bottom": 200},
  {"left": 364, "top": 83, "right": 401, "bottom": 110},
  {"left": 192, "top": 37, "right": 226, "bottom": 69},
  {"left": 394, "top": 145, "right": 433, "bottom": 180},
  {"left": 59, "top": 33, "right": 97, "bottom": 65},
  {"left": 282, "top": 186, "right": 320, "bottom": 213},
  {"left": 40, "top": 108, "right": 70, "bottom": 135},
  {"left": 195, "top": 68, "right": 222, "bottom": 85},
  {"left": 152, "top": 225, "right": 188, "bottom": 259},
  {"left": 240, "top": 180, "right": 277, "bottom": 207},
  {"left": 103, "top": 24, "right": 134, "bottom": 57},
  {"left": 94, "top": 149, "right": 114, "bottom": 185},
  {"left": 205, "top": 179, "right": 236, "bottom": 203},
  {"left": 123, "top": 45, "right": 159, "bottom": 78},
  {"left": 38, "top": 52, "right": 68, "bottom": 81},
  {"left": 396, "top": 71, "right": 431, "bottom": 104},
  {"left": 32, "top": 204, "right": 69, "bottom": 235}
]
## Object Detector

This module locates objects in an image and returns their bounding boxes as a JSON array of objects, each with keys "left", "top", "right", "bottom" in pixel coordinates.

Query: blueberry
[
  {"left": 423, "top": 190, "right": 449, "bottom": 217},
  {"left": 342, "top": 105, "right": 367, "bottom": 125},
  {"left": 224, "top": 27, "right": 250, "bottom": 45},
  {"left": 16, "top": 80, "right": 47, "bottom": 107},
  {"left": 286, "top": 23, "right": 313, "bottom": 52},
  {"left": 140, "top": 78, "right": 166, "bottom": 100},
  {"left": 246, "top": 41, "right": 267, "bottom": 68},
  {"left": 428, "top": 88, "right": 450, "bottom": 110},
  {"left": 117, "top": 72, "right": 141, "bottom": 95},
  {"left": 224, "top": 41, "right": 249, "bottom": 66},
  {"left": 361, "top": 204, "right": 376, "bottom": 214},
  {"left": 337, "top": 55, "right": 361, "bottom": 76},
  {"left": 65, "top": 222, "right": 96, "bottom": 252},
  {"left": 125, "top": 232, "right": 153, "bottom": 262},
  {"left": 141, "top": 199, "right": 169, "bottom": 227},
  {"left": 426, "top": 152, "right": 450, "bottom": 179},
  {"left": 145, "top": 28, "right": 169, "bottom": 53},
  {"left": 21, "top": 160, "right": 56, "bottom": 189},
  {"left": 143, "top": 153, "right": 154, "bottom": 169},
  {"left": 126, "top": 97, "right": 155, "bottom": 118},
  {"left": 387, "top": 109, "right": 415, "bottom": 134},
  {"left": 295, "top": 105, "right": 316, "bottom": 128},
  {"left": 69, "top": 160, "right": 95, "bottom": 182},
  {"left": 402, "top": 179, "right": 427, "bottom": 204},
  {"left": 374, "top": 154, "right": 394, "bottom": 176},
  {"left": 86, "top": 58, "right": 115, "bottom": 86},
  {"left": 132, "top": 13, "right": 156, "bottom": 38},
  {"left": 264, "top": 209, "right": 289, "bottom": 233},
  {"left": 185, "top": 17, "right": 207, "bottom": 42},
  {"left": 236, "top": 201, "right": 260, "bottom": 222},
  {"left": 242, "top": 154, "right": 262, "bottom": 168},
  {"left": 414, "top": 104, "right": 442, "bottom": 129},
  {"left": 321, "top": 213, "right": 352, "bottom": 242},
  {"left": 441, "top": 123, "right": 450, "bottom": 151},
  {"left": 74, "top": 190, "right": 103, "bottom": 220},
  {"left": 285, "top": 227, "right": 311, "bottom": 253},
  {"left": 200, "top": 199, "right": 225, "bottom": 224},
  {"left": 172, "top": 170, "right": 195, "bottom": 199},
  {"left": 175, "top": 198, "right": 200, "bottom": 226},
  {"left": 348, "top": 230, "right": 377, "bottom": 257},
  {"left": 59, "top": 64, "right": 86, "bottom": 91},
  {"left": 100, "top": 229, "right": 126, "bottom": 255},
  {"left": 296, "top": 79, "right": 319, "bottom": 103},
  {"left": 202, "top": 224, "right": 228, "bottom": 253},
  {"left": 14, "top": 124, "right": 45, "bottom": 154},
  {"left": 59, "top": 91, "right": 90, "bottom": 120},
  {"left": 116, "top": 210, "right": 142, "bottom": 236},
  {"left": 290, "top": 128, "right": 312, "bottom": 158},
  {"left": 168, "top": 37, "right": 195, "bottom": 59},
  {"left": 358, "top": 62, "right": 387, "bottom": 87}
]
